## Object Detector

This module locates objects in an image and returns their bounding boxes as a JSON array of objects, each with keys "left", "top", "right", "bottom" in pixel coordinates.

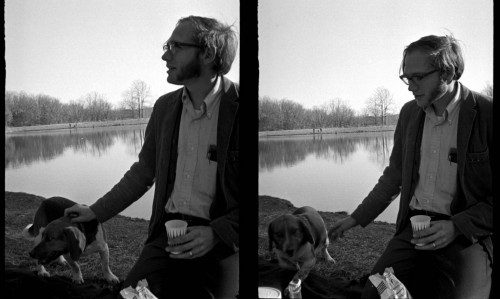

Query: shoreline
[
  {"left": 6, "top": 121, "right": 395, "bottom": 136},
  {"left": 5, "top": 118, "right": 150, "bottom": 134},
  {"left": 259, "top": 125, "right": 396, "bottom": 138}
]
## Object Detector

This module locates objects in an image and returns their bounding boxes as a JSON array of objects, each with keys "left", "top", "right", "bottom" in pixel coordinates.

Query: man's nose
[
  {"left": 408, "top": 81, "right": 418, "bottom": 92},
  {"left": 161, "top": 51, "right": 170, "bottom": 62}
]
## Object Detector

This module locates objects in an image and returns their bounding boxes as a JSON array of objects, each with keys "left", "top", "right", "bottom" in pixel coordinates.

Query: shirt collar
[
  {"left": 181, "top": 75, "right": 222, "bottom": 120},
  {"left": 425, "top": 82, "right": 461, "bottom": 125}
]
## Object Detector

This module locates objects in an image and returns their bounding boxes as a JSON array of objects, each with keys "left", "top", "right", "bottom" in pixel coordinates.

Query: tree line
[
  {"left": 259, "top": 82, "right": 493, "bottom": 132},
  {"left": 259, "top": 87, "right": 399, "bottom": 132},
  {"left": 5, "top": 80, "right": 153, "bottom": 127}
]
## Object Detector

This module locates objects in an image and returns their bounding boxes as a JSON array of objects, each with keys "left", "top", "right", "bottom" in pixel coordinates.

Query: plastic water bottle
[{"left": 287, "top": 278, "right": 302, "bottom": 298}]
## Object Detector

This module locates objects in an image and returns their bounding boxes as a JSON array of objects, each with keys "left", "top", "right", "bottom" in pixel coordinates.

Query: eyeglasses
[
  {"left": 163, "top": 41, "right": 203, "bottom": 54},
  {"left": 399, "top": 69, "right": 439, "bottom": 85}
]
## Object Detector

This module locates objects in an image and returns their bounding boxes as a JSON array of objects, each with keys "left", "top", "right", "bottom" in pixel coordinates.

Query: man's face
[
  {"left": 162, "top": 22, "right": 203, "bottom": 85},
  {"left": 403, "top": 50, "right": 448, "bottom": 109}
]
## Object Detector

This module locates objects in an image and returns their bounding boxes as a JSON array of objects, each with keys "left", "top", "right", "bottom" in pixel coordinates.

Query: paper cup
[
  {"left": 258, "top": 287, "right": 281, "bottom": 298},
  {"left": 410, "top": 215, "right": 431, "bottom": 246},
  {"left": 165, "top": 220, "right": 187, "bottom": 254}
]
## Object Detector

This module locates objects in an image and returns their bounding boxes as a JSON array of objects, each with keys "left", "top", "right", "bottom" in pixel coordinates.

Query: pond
[
  {"left": 5, "top": 125, "right": 154, "bottom": 220},
  {"left": 259, "top": 131, "right": 400, "bottom": 223},
  {"left": 6, "top": 126, "right": 401, "bottom": 223}
]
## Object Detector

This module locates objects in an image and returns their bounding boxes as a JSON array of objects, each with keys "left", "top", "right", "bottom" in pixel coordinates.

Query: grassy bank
[
  {"left": 5, "top": 191, "right": 396, "bottom": 288},
  {"left": 258, "top": 195, "right": 396, "bottom": 280},
  {"left": 259, "top": 125, "right": 396, "bottom": 138},
  {"left": 5, "top": 118, "right": 150, "bottom": 134},
  {"left": 5, "top": 191, "right": 148, "bottom": 288}
]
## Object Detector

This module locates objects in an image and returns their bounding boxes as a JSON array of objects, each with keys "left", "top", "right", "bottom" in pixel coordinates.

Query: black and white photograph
[
  {"left": 258, "top": 0, "right": 492, "bottom": 298},
  {"left": 4, "top": 0, "right": 494, "bottom": 298},
  {"left": 5, "top": 1, "right": 242, "bottom": 298}
]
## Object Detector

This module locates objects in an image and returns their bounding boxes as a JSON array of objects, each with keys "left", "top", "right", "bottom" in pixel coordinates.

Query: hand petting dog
[{"left": 23, "top": 197, "right": 119, "bottom": 284}]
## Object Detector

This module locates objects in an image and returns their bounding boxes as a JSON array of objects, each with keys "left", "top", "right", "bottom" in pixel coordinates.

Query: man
[
  {"left": 329, "top": 34, "right": 492, "bottom": 299},
  {"left": 65, "top": 16, "right": 239, "bottom": 299}
]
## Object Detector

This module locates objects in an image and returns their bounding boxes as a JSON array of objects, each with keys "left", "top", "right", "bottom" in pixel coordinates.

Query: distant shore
[
  {"left": 5, "top": 118, "right": 150, "bottom": 134},
  {"left": 259, "top": 125, "right": 396, "bottom": 138},
  {"left": 6, "top": 120, "right": 396, "bottom": 137}
]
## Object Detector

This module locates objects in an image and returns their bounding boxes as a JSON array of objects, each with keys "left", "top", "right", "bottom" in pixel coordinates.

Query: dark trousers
[
  {"left": 122, "top": 215, "right": 231, "bottom": 299},
  {"left": 361, "top": 219, "right": 491, "bottom": 299}
]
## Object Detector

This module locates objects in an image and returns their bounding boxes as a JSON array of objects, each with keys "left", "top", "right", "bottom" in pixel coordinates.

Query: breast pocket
[{"left": 464, "top": 148, "right": 491, "bottom": 199}]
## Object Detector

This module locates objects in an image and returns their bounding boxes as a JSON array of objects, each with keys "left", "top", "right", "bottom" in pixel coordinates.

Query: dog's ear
[
  {"left": 64, "top": 227, "right": 86, "bottom": 261},
  {"left": 298, "top": 218, "right": 315, "bottom": 245}
]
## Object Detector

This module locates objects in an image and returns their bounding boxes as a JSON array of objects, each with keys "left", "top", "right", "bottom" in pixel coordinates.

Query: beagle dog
[
  {"left": 268, "top": 206, "right": 335, "bottom": 286},
  {"left": 22, "top": 196, "right": 119, "bottom": 284}
]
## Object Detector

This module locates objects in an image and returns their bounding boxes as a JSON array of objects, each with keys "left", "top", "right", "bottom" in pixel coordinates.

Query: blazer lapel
[
  {"left": 456, "top": 84, "right": 477, "bottom": 176},
  {"left": 216, "top": 77, "right": 239, "bottom": 176},
  {"left": 406, "top": 106, "right": 425, "bottom": 186}
]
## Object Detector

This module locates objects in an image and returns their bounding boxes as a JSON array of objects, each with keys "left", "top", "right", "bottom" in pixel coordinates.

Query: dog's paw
[
  {"left": 71, "top": 273, "right": 84, "bottom": 284},
  {"left": 105, "top": 272, "right": 120, "bottom": 284},
  {"left": 326, "top": 256, "right": 337, "bottom": 264},
  {"left": 37, "top": 269, "right": 51, "bottom": 278},
  {"left": 56, "top": 255, "right": 68, "bottom": 266}
]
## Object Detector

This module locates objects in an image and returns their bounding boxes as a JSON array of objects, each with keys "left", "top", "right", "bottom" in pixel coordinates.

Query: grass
[
  {"left": 4, "top": 191, "right": 148, "bottom": 291},
  {"left": 5, "top": 191, "right": 397, "bottom": 292},
  {"left": 257, "top": 195, "right": 396, "bottom": 280}
]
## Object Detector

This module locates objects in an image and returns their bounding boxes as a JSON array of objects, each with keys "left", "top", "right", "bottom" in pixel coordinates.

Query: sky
[
  {"left": 258, "top": 0, "right": 493, "bottom": 113},
  {"left": 5, "top": 0, "right": 240, "bottom": 107}
]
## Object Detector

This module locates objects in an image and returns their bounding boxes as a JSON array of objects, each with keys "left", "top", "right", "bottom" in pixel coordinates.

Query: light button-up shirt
[
  {"left": 410, "top": 83, "right": 461, "bottom": 215},
  {"left": 165, "top": 76, "right": 222, "bottom": 220}
]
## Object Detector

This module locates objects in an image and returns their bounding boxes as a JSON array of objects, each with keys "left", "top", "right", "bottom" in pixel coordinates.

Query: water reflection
[
  {"left": 259, "top": 132, "right": 393, "bottom": 172},
  {"left": 5, "top": 126, "right": 147, "bottom": 170},
  {"left": 258, "top": 131, "right": 398, "bottom": 223}
]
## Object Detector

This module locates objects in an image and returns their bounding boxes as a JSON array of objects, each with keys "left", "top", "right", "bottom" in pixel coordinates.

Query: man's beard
[
  {"left": 425, "top": 80, "right": 449, "bottom": 109},
  {"left": 170, "top": 56, "right": 202, "bottom": 84}
]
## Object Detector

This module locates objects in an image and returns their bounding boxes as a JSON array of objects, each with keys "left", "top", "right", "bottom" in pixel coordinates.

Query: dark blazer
[
  {"left": 90, "top": 76, "right": 240, "bottom": 253},
  {"left": 351, "top": 83, "right": 493, "bottom": 260}
]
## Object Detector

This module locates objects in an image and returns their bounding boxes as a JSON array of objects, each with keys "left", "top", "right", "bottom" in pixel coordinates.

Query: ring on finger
[
  {"left": 189, "top": 250, "right": 193, "bottom": 257},
  {"left": 432, "top": 242, "right": 436, "bottom": 249}
]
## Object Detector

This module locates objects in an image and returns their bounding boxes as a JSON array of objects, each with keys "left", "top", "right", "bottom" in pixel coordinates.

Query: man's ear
[
  {"left": 201, "top": 47, "right": 216, "bottom": 65},
  {"left": 442, "top": 70, "right": 455, "bottom": 84}
]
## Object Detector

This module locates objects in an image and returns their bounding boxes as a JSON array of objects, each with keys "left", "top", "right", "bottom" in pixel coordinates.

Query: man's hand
[
  {"left": 166, "top": 226, "right": 220, "bottom": 259},
  {"left": 64, "top": 204, "right": 97, "bottom": 223},
  {"left": 328, "top": 216, "right": 357, "bottom": 241},
  {"left": 411, "top": 220, "right": 461, "bottom": 250}
]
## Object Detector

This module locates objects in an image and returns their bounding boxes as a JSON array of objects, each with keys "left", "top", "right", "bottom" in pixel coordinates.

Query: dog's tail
[{"left": 22, "top": 224, "right": 35, "bottom": 241}]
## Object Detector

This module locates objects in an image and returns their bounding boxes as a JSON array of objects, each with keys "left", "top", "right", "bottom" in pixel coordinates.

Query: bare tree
[
  {"left": 67, "top": 100, "right": 86, "bottom": 123},
  {"left": 481, "top": 81, "right": 493, "bottom": 97},
  {"left": 365, "top": 87, "right": 395, "bottom": 126},
  {"left": 122, "top": 80, "right": 151, "bottom": 119},
  {"left": 82, "top": 92, "right": 112, "bottom": 122},
  {"left": 325, "top": 98, "right": 355, "bottom": 127}
]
